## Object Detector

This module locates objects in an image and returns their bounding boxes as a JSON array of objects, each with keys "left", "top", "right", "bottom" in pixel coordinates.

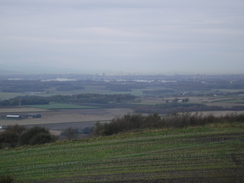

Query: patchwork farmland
[{"left": 1, "top": 74, "right": 244, "bottom": 182}]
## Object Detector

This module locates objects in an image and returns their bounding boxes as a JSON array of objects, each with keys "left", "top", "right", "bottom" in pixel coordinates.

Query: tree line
[
  {"left": 2, "top": 112, "right": 244, "bottom": 149},
  {"left": 133, "top": 102, "right": 244, "bottom": 114},
  {"left": 0, "top": 94, "right": 136, "bottom": 106},
  {"left": 93, "top": 112, "right": 244, "bottom": 136}
]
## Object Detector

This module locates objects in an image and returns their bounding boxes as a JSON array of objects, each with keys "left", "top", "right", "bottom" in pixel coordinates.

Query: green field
[
  {"left": 28, "top": 103, "right": 98, "bottom": 110},
  {"left": 0, "top": 92, "right": 23, "bottom": 99},
  {"left": 0, "top": 86, "right": 145, "bottom": 100},
  {"left": 1, "top": 122, "right": 243, "bottom": 182}
]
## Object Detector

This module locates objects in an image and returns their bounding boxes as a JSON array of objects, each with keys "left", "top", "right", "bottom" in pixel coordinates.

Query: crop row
[{"left": 0, "top": 123, "right": 243, "bottom": 182}]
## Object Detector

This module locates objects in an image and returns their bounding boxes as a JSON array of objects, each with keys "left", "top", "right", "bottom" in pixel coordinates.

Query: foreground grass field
[{"left": 1, "top": 122, "right": 244, "bottom": 182}]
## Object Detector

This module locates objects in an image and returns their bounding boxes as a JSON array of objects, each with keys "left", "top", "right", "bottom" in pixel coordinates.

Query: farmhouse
[
  {"left": 5, "top": 115, "right": 22, "bottom": 119},
  {"left": 27, "top": 114, "right": 41, "bottom": 118}
]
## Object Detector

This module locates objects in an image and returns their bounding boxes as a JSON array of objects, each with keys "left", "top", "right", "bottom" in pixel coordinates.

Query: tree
[
  {"left": 29, "top": 132, "right": 56, "bottom": 145},
  {"left": 182, "top": 98, "right": 189, "bottom": 102},
  {"left": 19, "top": 126, "right": 56, "bottom": 146},
  {"left": 61, "top": 127, "right": 79, "bottom": 140},
  {"left": 0, "top": 125, "right": 26, "bottom": 149}
]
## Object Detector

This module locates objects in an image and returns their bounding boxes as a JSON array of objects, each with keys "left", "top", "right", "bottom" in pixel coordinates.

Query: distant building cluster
[{"left": 2, "top": 113, "right": 41, "bottom": 119}]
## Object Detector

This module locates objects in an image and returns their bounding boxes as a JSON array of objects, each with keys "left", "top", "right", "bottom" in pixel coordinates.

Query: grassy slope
[{"left": 1, "top": 123, "right": 244, "bottom": 183}]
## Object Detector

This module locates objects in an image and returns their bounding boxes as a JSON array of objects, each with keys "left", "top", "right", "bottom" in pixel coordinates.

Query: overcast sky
[{"left": 1, "top": 0, "right": 244, "bottom": 74}]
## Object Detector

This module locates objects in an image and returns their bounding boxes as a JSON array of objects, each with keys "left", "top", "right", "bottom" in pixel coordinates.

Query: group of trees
[
  {"left": 60, "top": 127, "right": 93, "bottom": 140},
  {"left": 0, "top": 125, "right": 94, "bottom": 149},
  {"left": 49, "top": 93, "right": 135, "bottom": 104},
  {"left": 0, "top": 96, "right": 49, "bottom": 106},
  {"left": 93, "top": 112, "right": 244, "bottom": 136},
  {"left": 133, "top": 102, "right": 244, "bottom": 114},
  {"left": 0, "top": 125, "right": 57, "bottom": 149},
  {"left": 0, "top": 93, "right": 136, "bottom": 107},
  {"left": 0, "top": 125, "right": 89, "bottom": 148}
]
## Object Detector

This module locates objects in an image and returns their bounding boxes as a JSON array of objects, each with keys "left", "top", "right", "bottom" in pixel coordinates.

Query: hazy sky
[{"left": 1, "top": 0, "right": 244, "bottom": 74}]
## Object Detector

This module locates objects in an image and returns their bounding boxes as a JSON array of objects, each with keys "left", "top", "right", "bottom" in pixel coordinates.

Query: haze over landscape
[
  {"left": 1, "top": 2, "right": 244, "bottom": 182},
  {"left": 1, "top": 0, "right": 244, "bottom": 75}
]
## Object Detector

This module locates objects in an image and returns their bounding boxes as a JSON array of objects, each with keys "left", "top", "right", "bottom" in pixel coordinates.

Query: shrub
[
  {"left": 0, "top": 131, "right": 19, "bottom": 149},
  {"left": 19, "top": 126, "right": 56, "bottom": 146},
  {"left": 81, "top": 127, "right": 93, "bottom": 134},
  {"left": 0, "top": 125, "right": 56, "bottom": 148},
  {"left": 93, "top": 122, "right": 105, "bottom": 136},
  {"left": 29, "top": 132, "right": 57, "bottom": 145},
  {"left": 0, "top": 125, "right": 26, "bottom": 149},
  {"left": 0, "top": 174, "right": 15, "bottom": 183},
  {"left": 61, "top": 127, "right": 79, "bottom": 140},
  {"left": 6, "top": 124, "right": 26, "bottom": 134},
  {"left": 93, "top": 113, "right": 163, "bottom": 136}
]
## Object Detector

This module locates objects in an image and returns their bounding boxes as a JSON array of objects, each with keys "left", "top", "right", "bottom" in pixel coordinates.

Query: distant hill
[{"left": 0, "top": 69, "right": 24, "bottom": 75}]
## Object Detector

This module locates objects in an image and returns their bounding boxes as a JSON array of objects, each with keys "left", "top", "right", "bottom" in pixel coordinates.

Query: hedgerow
[{"left": 93, "top": 112, "right": 244, "bottom": 136}]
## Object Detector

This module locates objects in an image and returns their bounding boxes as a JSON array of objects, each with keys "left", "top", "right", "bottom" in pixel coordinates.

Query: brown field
[
  {"left": 0, "top": 108, "right": 133, "bottom": 135},
  {"left": 0, "top": 107, "right": 47, "bottom": 113},
  {"left": 0, "top": 108, "right": 132, "bottom": 125}
]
